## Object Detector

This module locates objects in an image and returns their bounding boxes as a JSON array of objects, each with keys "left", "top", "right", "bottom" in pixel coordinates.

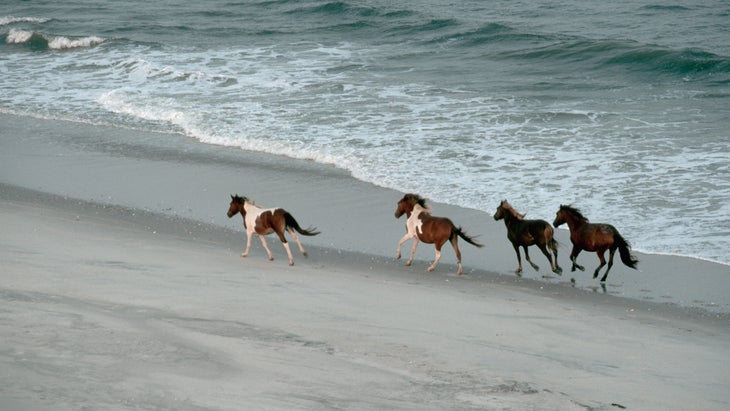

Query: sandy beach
[{"left": 1, "top": 114, "right": 729, "bottom": 410}]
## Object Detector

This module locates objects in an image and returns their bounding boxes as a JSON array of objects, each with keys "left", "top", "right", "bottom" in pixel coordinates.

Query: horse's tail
[
  {"left": 548, "top": 236, "right": 559, "bottom": 252},
  {"left": 615, "top": 233, "right": 638, "bottom": 269},
  {"left": 542, "top": 222, "right": 558, "bottom": 251},
  {"left": 284, "top": 212, "right": 320, "bottom": 236},
  {"left": 453, "top": 226, "right": 484, "bottom": 248}
]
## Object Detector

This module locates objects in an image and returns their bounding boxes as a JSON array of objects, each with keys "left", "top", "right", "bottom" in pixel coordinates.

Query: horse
[
  {"left": 493, "top": 200, "right": 562, "bottom": 276},
  {"left": 552, "top": 205, "right": 638, "bottom": 282},
  {"left": 227, "top": 195, "right": 320, "bottom": 266},
  {"left": 394, "top": 193, "right": 484, "bottom": 275}
]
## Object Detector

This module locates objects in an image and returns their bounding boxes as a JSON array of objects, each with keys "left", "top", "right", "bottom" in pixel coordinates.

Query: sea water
[{"left": 1, "top": 0, "right": 729, "bottom": 264}]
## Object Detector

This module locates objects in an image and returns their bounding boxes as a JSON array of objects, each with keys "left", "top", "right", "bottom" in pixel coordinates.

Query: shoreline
[
  {"left": 2, "top": 181, "right": 728, "bottom": 325},
  {"left": 1, "top": 110, "right": 728, "bottom": 268},
  {"left": 1, "top": 112, "right": 728, "bottom": 315}
]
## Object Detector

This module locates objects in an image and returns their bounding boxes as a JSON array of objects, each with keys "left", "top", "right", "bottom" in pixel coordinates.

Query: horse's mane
[
  {"left": 400, "top": 193, "right": 433, "bottom": 214},
  {"left": 560, "top": 204, "right": 588, "bottom": 222},
  {"left": 404, "top": 193, "right": 428, "bottom": 208},
  {"left": 232, "top": 194, "right": 251, "bottom": 204},
  {"left": 500, "top": 200, "right": 525, "bottom": 220}
]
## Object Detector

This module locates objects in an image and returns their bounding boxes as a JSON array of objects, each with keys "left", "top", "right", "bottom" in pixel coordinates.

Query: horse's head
[
  {"left": 227, "top": 194, "right": 248, "bottom": 218},
  {"left": 553, "top": 204, "right": 569, "bottom": 227},
  {"left": 395, "top": 193, "right": 426, "bottom": 218},
  {"left": 493, "top": 200, "right": 507, "bottom": 220},
  {"left": 554, "top": 204, "right": 587, "bottom": 228},
  {"left": 494, "top": 200, "right": 524, "bottom": 221}
]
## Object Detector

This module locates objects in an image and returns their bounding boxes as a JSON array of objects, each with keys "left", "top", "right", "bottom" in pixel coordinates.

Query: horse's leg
[
  {"left": 600, "top": 248, "right": 617, "bottom": 282},
  {"left": 242, "top": 231, "right": 254, "bottom": 258},
  {"left": 406, "top": 237, "right": 419, "bottom": 266},
  {"left": 287, "top": 228, "right": 308, "bottom": 257},
  {"left": 396, "top": 233, "right": 413, "bottom": 260},
  {"left": 282, "top": 241, "right": 294, "bottom": 265},
  {"left": 551, "top": 241, "right": 562, "bottom": 274},
  {"left": 524, "top": 245, "right": 540, "bottom": 271},
  {"left": 593, "top": 250, "right": 607, "bottom": 279},
  {"left": 536, "top": 243, "right": 554, "bottom": 273},
  {"left": 450, "top": 237, "right": 463, "bottom": 276},
  {"left": 427, "top": 242, "right": 444, "bottom": 273},
  {"left": 274, "top": 228, "right": 295, "bottom": 266},
  {"left": 512, "top": 243, "right": 523, "bottom": 274},
  {"left": 258, "top": 234, "right": 274, "bottom": 261},
  {"left": 570, "top": 245, "right": 584, "bottom": 272}
]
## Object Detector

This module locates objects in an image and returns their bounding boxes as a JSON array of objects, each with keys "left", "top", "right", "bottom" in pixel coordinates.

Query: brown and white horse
[
  {"left": 493, "top": 200, "right": 562, "bottom": 275},
  {"left": 553, "top": 204, "right": 638, "bottom": 282},
  {"left": 394, "top": 193, "right": 483, "bottom": 275},
  {"left": 227, "top": 195, "right": 320, "bottom": 265}
]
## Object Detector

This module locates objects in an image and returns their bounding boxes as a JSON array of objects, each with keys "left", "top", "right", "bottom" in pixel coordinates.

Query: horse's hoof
[
  {"left": 405, "top": 261, "right": 412, "bottom": 266},
  {"left": 241, "top": 253, "right": 247, "bottom": 258},
  {"left": 302, "top": 252, "right": 308, "bottom": 258},
  {"left": 514, "top": 269, "right": 522, "bottom": 275},
  {"left": 554, "top": 267, "right": 563, "bottom": 275},
  {"left": 268, "top": 257, "right": 274, "bottom": 261},
  {"left": 427, "top": 267, "right": 435, "bottom": 272},
  {"left": 289, "top": 262, "right": 294, "bottom": 266}
]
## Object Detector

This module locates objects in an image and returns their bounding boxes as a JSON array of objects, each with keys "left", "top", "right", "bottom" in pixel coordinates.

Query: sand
[{"left": 1, "top": 114, "right": 729, "bottom": 410}]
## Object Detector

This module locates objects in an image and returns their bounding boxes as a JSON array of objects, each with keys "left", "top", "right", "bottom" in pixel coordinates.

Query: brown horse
[
  {"left": 493, "top": 200, "right": 562, "bottom": 276},
  {"left": 553, "top": 205, "right": 638, "bottom": 282},
  {"left": 395, "top": 193, "right": 483, "bottom": 275},
  {"left": 227, "top": 195, "right": 320, "bottom": 265}
]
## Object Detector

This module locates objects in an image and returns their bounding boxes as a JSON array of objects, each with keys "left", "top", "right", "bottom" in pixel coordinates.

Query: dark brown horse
[
  {"left": 493, "top": 200, "right": 562, "bottom": 276},
  {"left": 553, "top": 205, "right": 638, "bottom": 282},
  {"left": 227, "top": 195, "right": 320, "bottom": 265},
  {"left": 395, "top": 193, "right": 483, "bottom": 275}
]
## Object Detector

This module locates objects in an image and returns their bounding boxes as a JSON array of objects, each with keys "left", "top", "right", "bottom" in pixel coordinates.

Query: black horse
[{"left": 494, "top": 200, "right": 562, "bottom": 275}]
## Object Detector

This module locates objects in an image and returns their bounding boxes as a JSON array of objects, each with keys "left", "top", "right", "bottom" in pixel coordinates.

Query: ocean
[{"left": 2, "top": 0, "right": 729, "bottom": 264}]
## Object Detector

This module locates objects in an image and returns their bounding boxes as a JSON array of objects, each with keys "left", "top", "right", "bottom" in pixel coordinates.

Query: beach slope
[{"left": 1, "top": 186, "right": 729, "bottom": 410}]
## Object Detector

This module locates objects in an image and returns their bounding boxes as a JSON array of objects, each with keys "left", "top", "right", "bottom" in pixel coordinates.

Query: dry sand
[{"left": 1, "top": 114, "right": 729, "bottom": 410}]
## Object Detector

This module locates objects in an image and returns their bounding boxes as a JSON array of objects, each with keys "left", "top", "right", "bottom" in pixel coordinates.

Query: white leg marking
[
  {"left": 242, "top": 231, "right": 254, "bottom": 257},
  {"left": 288, "top": 228, "right": 307, "bottom": 257},
  {"left": 282, "top": 242, "right": 294, "bottom": 266},
  {"left": 406, "top": 237, "right": 419, "bottom": 266},
  {"left": 428, "top": 249, "right": 441, "bottom": 272},
  {"left": 259, "top": 235, "right": 274, "bottom": 261}
]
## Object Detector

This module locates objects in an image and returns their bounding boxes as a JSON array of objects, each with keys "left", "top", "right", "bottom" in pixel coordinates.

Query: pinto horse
[
  {"left": 227, "top": 195, "right": 320, "bottom": 265},
  {"left": 394, "top": 193, "right": 483, "bottom": 275},
  {"left": 493, "top": 200, "right": 562, "bottom": 276},
  {"left": 553, "top": 205, "right": 638, "bottom": 282}
]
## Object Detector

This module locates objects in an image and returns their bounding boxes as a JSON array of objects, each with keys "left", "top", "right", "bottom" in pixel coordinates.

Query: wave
[
  {"left": 432, "top": 22, "right": 550, "bottom": 48},
  {"left": 4, "top": 28, "right": 104, "bottom": 50},
  {"left": 640, "top": 5, "right": 692, "bottom": 12},
  {"left": 0, "top": 16, "right": 49, "bottom": 26},
  {"left": 286, "top": 1, "right": 378, "bottom": 17},
  {"left": 283, "top": 1, "right": 417, "bottom": 27},
  {"left": 386, "top": 18, "right": 460, "bottom": 38},
  {"left": 605, "top": 46, "right": 730, "bottom": 75},
  {"left": 498, "top": 36, "right": 730, "bottom": 77}
]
